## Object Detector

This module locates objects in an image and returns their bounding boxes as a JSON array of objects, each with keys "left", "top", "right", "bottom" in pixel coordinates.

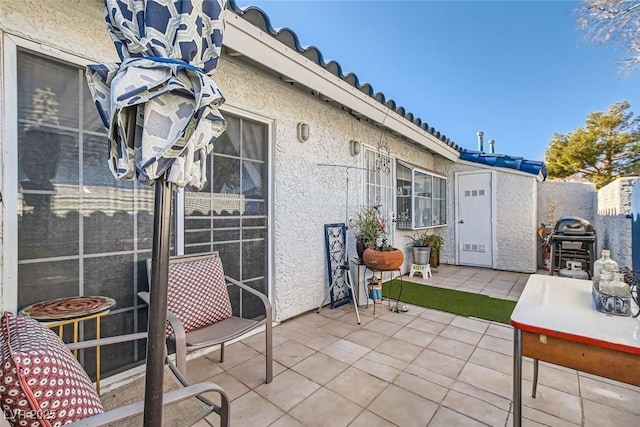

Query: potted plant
[
  {"left": 350, "top": 205, "right": 386, "bottom": 259},
  {"left": 424, "top": 233, "right": 445, "bottom": 268},
  {"left": 350, "top": 205, "right": 404, "bottom": 270},
  {"left": 406, "top": 231, "right": 432, "bottom": 265}
]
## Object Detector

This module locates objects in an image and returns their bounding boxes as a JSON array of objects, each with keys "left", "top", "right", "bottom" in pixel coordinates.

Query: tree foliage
[
  {"left": 545, "top": 101, "right": 640, "bottom": 188},
  {"left": 579, "top": 1, "right": 640, "bottom": 71}
]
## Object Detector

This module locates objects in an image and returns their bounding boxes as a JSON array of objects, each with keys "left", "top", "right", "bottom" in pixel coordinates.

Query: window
[
  {"left": 396, "top": 162, "right": 447, "bottom": 229},
  {"left": 363, "top": 147, "right": 395, "bottom": 235},
  {"left": 183, "top": 112, "right": 269, "bottom": 319},
  {"left": 8, "top": 44, "right": 271, "bottom": 379},
  {"left": 14, "top": 49, "right": 153, "bottom": 378}
]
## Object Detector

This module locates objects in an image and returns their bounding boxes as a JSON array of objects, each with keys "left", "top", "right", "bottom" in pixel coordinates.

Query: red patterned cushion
[
  {"left": 166, "top": 255, "right": 232, "bottom": 337},
  {"left": 0, "top": 312, "right": 103, "bottom": 427}
]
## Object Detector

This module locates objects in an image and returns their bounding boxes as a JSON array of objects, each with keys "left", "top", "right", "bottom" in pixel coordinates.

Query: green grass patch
[{"left": 382, "top": 279, "right": 516, "bottom": 324}]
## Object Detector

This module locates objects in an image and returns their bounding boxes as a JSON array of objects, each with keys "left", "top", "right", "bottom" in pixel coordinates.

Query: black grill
[{"left": 549, "top": 216, "right": 597, "bottom": 277}]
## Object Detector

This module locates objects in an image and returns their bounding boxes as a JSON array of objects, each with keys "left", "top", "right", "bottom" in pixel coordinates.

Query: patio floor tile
[
  {"left": 273, "top": 340, "right": 316, "bottom": 368},
  {"left": 427, "top": 335, "right": 476, "bottom": 361},
  {"left": 269, "top": 414, "right": 306, "bottom": 427},
  {"left": 582, "top": 399, "right": 640, "bottom": 426},
  {"left": 288, "top": 387, "right": 362, "bottom": 427},
  {"left": 442, "top": 389, "right": 509, "bottom": 426},
  {"left": 369, "top": 384, "right": 438, "bottom": 427},
  {"left": 156, "top": 264, "right": 640, "bottom": 427},
  {"left": 343, "top": 327, "right": 388, "bottom": 349},
  {"left": 226, "top": 390, "right": 284, "bottom": 427},
  {"left": 325, "top": 366, "right": 388, "bottom": 407},
  {"left": 412, "top": 348, "right": 466, "bottom": 379},
  {"left": 392, "top": 325, "right": 436, "bottom": 347},
  {"left": 578, "top": 375, "right": 640, "bottom": 415},
  {"left": 428, "top": 406, "right": 485, "bottom": 426},
  {"left": 449, "top": 317, "right": 490, "bottom": 334},
  {"left": 374, "top": 337, "right": 422, "bottom": 363},
  {"left": 254, "top": 370, "right": 320, "bottom": 412},
  {"left": 290, "top": 352, "right": 348, "bottom": 385},
  {"left": 456, "top": 362, "right": 512, "bottom": 399},
  {"left": 352, "top": 357, "right": 403, "bottom": 383},
  {"left": 348, "top": 410, "right": 396, "bottom": 427},
  {"left": 439, "top": 324, "right": 484, "bottom": 346},
  {"left": 393, "top": 371, "right": 448, "bottom": 403},
  {"left": 522, "top": 384, "right": 583, "bottom": 425}
]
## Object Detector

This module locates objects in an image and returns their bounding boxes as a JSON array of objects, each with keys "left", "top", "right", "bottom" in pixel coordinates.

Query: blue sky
[{"left": 234, "top": 0, "right": 640, "bottom": 161}]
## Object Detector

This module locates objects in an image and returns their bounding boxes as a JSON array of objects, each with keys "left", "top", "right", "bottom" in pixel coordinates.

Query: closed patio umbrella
[{"left": 85, "top": 1, "right": 227, "bottom": 424}]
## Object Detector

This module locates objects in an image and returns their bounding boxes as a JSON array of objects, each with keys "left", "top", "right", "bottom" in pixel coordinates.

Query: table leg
[
  {"left": 513, "top": 328, "right": 522, "bottom": 427},
  {"left": 73, "top": 321, "right": 79, "bottom": 358},
  {"left": 96, "top": 316, "right": 101, "bottom": 395}
]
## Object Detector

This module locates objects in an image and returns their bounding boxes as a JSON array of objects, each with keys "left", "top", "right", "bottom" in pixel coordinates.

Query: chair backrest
[
  {"left": 156, "top": 252, "right": 233, "bottom": 337},
  {"left": 0, "top": 311, "right": 104, "bottom": 426}
]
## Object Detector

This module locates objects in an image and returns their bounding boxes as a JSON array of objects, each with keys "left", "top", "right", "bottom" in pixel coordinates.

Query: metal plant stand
[{"left": 319, "top": 223, "right": 361, "bottom": 324}]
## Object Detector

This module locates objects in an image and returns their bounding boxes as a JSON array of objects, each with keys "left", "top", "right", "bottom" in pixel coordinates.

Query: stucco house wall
[{"left": 0, "top": 1, "right": 445, "bottom": 321}]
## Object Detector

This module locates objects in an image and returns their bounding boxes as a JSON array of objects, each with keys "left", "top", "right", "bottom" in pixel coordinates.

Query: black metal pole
[{"left": 143, "top": 176, "right": 173, "bottom": 426}]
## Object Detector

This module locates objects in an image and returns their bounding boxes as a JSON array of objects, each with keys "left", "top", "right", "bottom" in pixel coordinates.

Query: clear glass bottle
[
  {"left": 609, "top": 272, "right": 631, "bottom": 297},
  {"left": 598, "top": 271, "right": 614, "bottom": 294},
  {"left": 593, "top": 249, "right": 618, "bottom": 281}
]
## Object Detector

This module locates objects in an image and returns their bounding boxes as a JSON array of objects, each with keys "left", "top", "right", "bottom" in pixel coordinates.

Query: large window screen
[
  {"left": 16, "top": 50, "right": 154, "bottom": 378},
  {"left": 184, "top": 113, "right": 269, "bottom": 320}
]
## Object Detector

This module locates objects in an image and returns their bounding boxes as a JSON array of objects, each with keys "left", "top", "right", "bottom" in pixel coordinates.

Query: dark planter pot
[
  {"left": 356, "top": 239, "right": 369, "bottom": 260},
  {"left": 412, "top": 246, "right": 431, "bottom": 265},
  {"left": 363, "top": 248, "right": 404, "bottom": 271},
  {"left": 430, "top": 249, "right": 440, "bottom": 268}
]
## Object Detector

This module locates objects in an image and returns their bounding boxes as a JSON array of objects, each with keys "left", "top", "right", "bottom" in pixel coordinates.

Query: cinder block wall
[
  {"left": 536, "top": 178, "right": 638, "bottom": 271},
  {"left": 595, "top": 178, "right": 638, "bottom": 268}
]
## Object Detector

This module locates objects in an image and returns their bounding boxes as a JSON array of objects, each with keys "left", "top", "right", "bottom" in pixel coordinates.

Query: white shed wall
[{"left": 440, "top": 160, "right": 538, "bottom": 273}]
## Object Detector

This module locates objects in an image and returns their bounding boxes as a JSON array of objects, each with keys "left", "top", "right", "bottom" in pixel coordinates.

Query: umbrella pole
[{"left": 143, "top": 176, "right": 173, "bottom": 426}]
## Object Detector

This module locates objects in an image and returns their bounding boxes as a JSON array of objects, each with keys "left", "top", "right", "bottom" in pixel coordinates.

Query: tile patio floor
[{"left": 189, "top": 265, "right": 640, "bottom": 426}]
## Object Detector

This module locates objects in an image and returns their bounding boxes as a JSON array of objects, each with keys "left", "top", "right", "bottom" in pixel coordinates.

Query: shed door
[{"left": 456, "top": 172, "right": 493, "bottom": 267}]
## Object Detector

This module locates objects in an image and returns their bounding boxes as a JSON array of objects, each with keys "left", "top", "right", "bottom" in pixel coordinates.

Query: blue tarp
[{"left": 459, "top": 150, "right": 548, "bottom": 180}]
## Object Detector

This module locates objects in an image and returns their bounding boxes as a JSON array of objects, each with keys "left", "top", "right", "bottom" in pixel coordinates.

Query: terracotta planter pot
[{"left": 363, "top": 248, "right": 404, "bottom": 271}]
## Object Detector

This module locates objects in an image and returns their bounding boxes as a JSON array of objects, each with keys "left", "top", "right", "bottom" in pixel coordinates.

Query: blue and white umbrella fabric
[
  {"left": 86, "top": 0, "right": 227, "bottom": 190},
  {"left": 85, "top": 1, "right": 227, "bottom": 424}
]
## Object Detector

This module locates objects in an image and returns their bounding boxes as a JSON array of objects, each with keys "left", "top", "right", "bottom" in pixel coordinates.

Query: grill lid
[{"left": 553, "top": 216, "right": 595, "bottom": 235}]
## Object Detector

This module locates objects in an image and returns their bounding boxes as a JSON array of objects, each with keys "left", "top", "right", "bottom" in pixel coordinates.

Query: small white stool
[{"left": 409, "top": 264, "right": 431, "bottom": 278}]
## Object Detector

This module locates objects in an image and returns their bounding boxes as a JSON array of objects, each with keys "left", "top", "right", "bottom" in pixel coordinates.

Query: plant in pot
[
  {"left": 406, "top": 231, "right": 432, "bottom": 266},
  {"left": 424, "top": 233, "right": 445, "bottom": 268},
  {"left": 350, "top": 205, "right": 404, "bottom": 270}
]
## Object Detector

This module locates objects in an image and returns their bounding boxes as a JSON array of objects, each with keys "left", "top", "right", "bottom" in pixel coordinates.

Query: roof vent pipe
[
  {"left": 476, "top": 131, "right": 484, "bottom": 152},
  {"left": 489, "top": 139, "right": 495, "bottom": 154}
]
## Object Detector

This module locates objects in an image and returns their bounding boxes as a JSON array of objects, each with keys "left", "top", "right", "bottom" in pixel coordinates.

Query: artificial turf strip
[{"left": 381, "top": 279, "right": 517, "bottom": 324}]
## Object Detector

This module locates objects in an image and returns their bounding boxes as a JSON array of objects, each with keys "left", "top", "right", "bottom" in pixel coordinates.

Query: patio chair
[
  {"left": 140, "top": 251, "right": 273, "bottom": 384},
  {"left": 0, "top": 311, "right": 229, "bottom": 427}
]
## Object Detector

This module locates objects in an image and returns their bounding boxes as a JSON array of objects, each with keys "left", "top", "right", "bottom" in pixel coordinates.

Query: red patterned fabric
[
  {"left": 0, "top": 312, "right": 103, "bottom": 427},
  {"left": 166, "top": 256, "right": 232, "bottom": 338}
]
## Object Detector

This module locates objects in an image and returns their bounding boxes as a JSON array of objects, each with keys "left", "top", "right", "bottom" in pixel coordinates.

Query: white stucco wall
[
  {"left": 536, "top": 181, "right": 596, "bottom": 226},
  {"left": 0, "top": 1, "right": 444, "bottom": 321}
]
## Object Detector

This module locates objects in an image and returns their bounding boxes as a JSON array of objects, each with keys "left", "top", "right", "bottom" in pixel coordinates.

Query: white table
[{"left": 510, "top": 274, "right": 640, "bottom": 427}]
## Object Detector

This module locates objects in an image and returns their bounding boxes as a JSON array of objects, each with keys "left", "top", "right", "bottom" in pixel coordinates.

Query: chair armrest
[
  {"left": 225, "top": 275, "right": 273, "bottom": 319},
  {"left": 137, "top": 291, "right": 188, "bottom": 374},
  {"left": 66, "top": 332, "right": 148, "bottom": 352},
  {"left": 66, "top": 381, "right": 230, "bottom": 427}
]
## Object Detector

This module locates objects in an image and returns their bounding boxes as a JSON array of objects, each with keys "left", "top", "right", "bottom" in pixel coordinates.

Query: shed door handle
[{"left": 459, "top": 220, "right": 464, "bottom": 224}]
